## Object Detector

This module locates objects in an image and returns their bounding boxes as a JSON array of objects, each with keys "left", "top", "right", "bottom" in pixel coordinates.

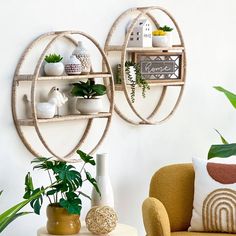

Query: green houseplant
[
  {"left": 44, "top": 53, "right": 64, "bottom": 76},
  {"left": 0, "top": 150, "right": 99, "bottom": 234},
  {"left": 153, "top": 25, "right": 173, "bottom": 47},
  {"left": 71, "top": 80, "right": 107, "bottom": 114},
  {"left": 24, "top": 150, "right": 100, "bottom": 235},
  {"left": 208, "top": 87, "right": 236, "bottom": 159},
  {"left": 116, "top": 61, "right": 150, "bottom": 103}
]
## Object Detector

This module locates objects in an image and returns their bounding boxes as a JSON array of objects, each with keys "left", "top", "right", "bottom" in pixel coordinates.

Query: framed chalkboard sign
[{"left": 134, "top": 52, "right": 183, "bottom": 83}]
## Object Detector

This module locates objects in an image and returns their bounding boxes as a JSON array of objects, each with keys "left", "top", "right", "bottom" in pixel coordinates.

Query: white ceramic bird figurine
[
  {"left": 48, "top": 87, "right": 68, "bottom": 116},
  {"left": 23, "top": 87, "right": 68, "bottom": 119},
  {"left": 23, "top": 94, "right": 56, "bottom": 119},
  {"left": 48, "top": 87, "right": 68, "bottom": 107}
]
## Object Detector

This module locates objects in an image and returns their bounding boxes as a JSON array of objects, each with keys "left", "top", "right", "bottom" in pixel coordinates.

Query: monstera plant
[
  {"left": 0, "top": 186, "right": 44, "bottom": 233},
  {"left": 0, "top": 150, "right": 99, "bottom": 234},
  {"left": 208, "top": 86, "right": 236, "bottom": 159}
]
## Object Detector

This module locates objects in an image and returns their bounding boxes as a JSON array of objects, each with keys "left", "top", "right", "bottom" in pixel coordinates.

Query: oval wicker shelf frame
[
  {"left": 104, "top": 6, "right": 187, "bottom": 125},
  {"left": 12, "top": 31, "right": 114, "bottom": 162}
]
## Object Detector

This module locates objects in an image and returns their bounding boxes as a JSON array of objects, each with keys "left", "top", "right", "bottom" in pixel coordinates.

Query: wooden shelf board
[
  {"left": 106, "top": 45, "right": 184, "bottom": 52},
  {"left": 115, "top": 81, "right": 185, "bottom": 90},
  {"left": 15, "top": 72, "right": 112, "bottom": 82},
  {"left": 18, "top": 113, "right": 112, "bottom": 126}
]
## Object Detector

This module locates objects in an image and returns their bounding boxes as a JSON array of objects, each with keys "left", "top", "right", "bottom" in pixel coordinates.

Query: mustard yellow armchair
[{"left": 142, "top": 164, "right": 234, "bottom": 236}]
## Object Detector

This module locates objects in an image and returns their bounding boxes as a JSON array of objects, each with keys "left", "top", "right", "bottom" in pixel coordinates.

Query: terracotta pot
[{"left": 46, "top": 204, "right": 81, "bottom": 235}]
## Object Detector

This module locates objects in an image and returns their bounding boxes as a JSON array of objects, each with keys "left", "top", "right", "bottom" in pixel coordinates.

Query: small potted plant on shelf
[
  {"left": 116, "top": 61, "right": 150, "bottom": 103},
  {"left": 159, "top": 25, "right": 174, "bottom": 47},
  {"left": 23, "top": 150, "right": 100, "bottom": 235},
  {"left": 71, "top": 80, "right": 107, "bottom": 114},
  {"left": 152, "top": 29, "right": 169, "bottom": 47},
  {"left": 44, "top": 53, "right": 64, "bottom": 76}
]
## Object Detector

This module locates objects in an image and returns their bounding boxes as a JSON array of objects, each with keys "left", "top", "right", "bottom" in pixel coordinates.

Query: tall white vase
[{"left": 91, "top": 153, "right": 114, "bottom": 208}]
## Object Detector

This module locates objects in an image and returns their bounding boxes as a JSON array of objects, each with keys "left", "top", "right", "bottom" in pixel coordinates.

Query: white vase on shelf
[
  {"left": 72, "top": 41, "right": 91, "bottom": 74},
  {"left": 91, "top": 153, "right": 114, "bottom": 208}
]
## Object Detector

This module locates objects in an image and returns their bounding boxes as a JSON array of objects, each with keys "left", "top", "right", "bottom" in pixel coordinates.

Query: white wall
[{"left": 1, "top": 0, "right": 236, "bottom": 235}]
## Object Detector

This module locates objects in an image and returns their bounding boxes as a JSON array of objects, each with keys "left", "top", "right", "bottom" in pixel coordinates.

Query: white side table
[{"left": 37, "top": 222, "right": 138, "bottom": 236}]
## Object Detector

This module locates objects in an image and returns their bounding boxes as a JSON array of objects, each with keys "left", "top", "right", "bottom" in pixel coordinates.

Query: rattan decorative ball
[{"left": 85, "top": 206, "right": 118, "bottom": 235}]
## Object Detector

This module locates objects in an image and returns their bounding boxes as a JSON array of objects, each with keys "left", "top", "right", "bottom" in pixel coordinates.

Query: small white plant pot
[
  {"left": 152, "top": 35, "right": 169, "bottom": 47},
  {"left": 126, "top": 66, "right": 136, "bottom": 85},
  {"left": 44, "top": 62, "right": 64, "bottom": 76},
  {"left": 36, "top": 102, "right": 56, "bottom": 118},
  {"left": 165, "top": 32, "right": 173, "bottom": 47},
  {"left": 76, "top": 98, "right": 103, "bottom": 114}
]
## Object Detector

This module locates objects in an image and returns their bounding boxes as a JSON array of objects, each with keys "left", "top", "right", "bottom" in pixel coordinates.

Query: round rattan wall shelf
[
  {"left": 104, "top": 6, "right": 186, "bottom": 125},
  {"left": 12, "top": 31, "right": 114, "bottom": 162}
]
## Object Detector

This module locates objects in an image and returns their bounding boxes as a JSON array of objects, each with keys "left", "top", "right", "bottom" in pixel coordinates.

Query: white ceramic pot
[
  {"left": 76, "top": 98, "right": 103, "bottom": 114},
  {"left": 44, "top": 62, "right": 64, "bottom": 76},
  {"left": 126, "top": 66, "right": 136, "bottom": 85},
  {"left": 91, "top": 153, "right": 114, "bottom": 208},
  {"left": 165, "top": 32, "right": 173, "bottom": 47},
  {"left": 65, "top": 55, "right": 82, "bottom": 75},
  {"left": 36, "top": 102, "right": 56, "bottom": 118},
  {"left": 152, "top": 35, "right": 169, "bottom": 47}
]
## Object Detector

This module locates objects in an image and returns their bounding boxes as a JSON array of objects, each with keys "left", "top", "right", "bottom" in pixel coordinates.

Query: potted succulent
[
  {"left": 116, "top": 61, "right": 150, "bottom": 103},
  {"left": 71, "top": 80, "right": 106, "bottom": 114},
  {"left": 152, "top": 29, "right": 169, "bottom": 47},
  {"left": 159, "top": 25, "right": 174, "bottom": 47},
  {"left": 22, "top": 150, "right": 100, "bottom": 235},
  {"left": 44, "top": 53, "right": 64, "bottom": 76}
]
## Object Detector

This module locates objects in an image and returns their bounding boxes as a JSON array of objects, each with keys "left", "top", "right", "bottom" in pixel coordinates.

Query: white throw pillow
[{"left": 189, "top": 157, "right": 236, "bottom": 233}]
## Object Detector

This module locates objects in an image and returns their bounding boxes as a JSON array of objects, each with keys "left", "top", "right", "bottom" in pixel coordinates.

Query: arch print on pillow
[{"left": 189, "top": 158, "right": 236, "bottom": 233}]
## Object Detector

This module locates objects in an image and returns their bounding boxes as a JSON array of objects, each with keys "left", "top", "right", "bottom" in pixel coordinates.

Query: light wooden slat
[
  {"left": 114, "top": 81, "right": 184, "bottom": 91},
  {"left": 18, "top": 112, "right": 112, "bottom": 126},
  {"left": 15, "top": 72, "right": 112, "bottom": 82},
  {"left": 105, "top": 45, "right": 184, "bottom": 52}
]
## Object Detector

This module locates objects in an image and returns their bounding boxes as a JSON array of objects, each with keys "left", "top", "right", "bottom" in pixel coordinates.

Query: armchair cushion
[
  {"left": 142, "top": 197, "right": 171, "bottom": 236},
  {"left": 189, "top": 158, "right": 236, "bottom": 233}
]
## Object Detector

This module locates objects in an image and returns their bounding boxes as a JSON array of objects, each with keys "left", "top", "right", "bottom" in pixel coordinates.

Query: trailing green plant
[
  {"left": 24, "top": 150, "right": 100, "bottom": 215},
  {"left": 159, "top": 25, "right": 173, "bottom": 32},
  {"left": 125, "top": 61, "right": 150, "bottom": 103},
  {"left": 208, "top": 86, "right": 236, "bottom": 159},
  {"left": 71, "top": 80, "right": 106, "bottom": 99},
  {"left": 45, "top": 54, "right": 63, "bottom": 63}
]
